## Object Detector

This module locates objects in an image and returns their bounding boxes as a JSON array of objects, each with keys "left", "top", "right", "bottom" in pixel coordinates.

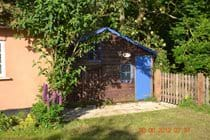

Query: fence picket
[
  {"left": 206, "top": 77, "right": 209, "bottom": 104},
  {"left": 158, "top": 71, "right": 210, "bottom": 105},
  {"left": 162, "top": 72, "right": 165, "bottom": 102}
]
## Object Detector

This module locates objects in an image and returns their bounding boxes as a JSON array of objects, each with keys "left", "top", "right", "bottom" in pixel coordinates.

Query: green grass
[
  {"left": 143, "top": 97, "right": 157, "bottom": 102},
  {"left": 1, "top": 107, "right": 210, "bottom": 140},
  {"left": 179, "top": 97, "right": 210, "bottom": 114}
]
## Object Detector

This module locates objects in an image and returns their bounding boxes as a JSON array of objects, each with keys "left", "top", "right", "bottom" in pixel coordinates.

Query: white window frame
[
  {"left": 120, "top": 64, "right": 133, "bottom": 83},
  {"left": 0, "top": 41, "right": 6, "bottom": 78}
]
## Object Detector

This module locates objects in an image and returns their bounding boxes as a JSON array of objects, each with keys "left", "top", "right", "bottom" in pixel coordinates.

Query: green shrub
[
  {"left": 0, "top": 112, "right": 20, "bottom": 131},
  {"left": 144, "top": 97, "right": 157, "bottom": 102},
  {"left": 31, "top": 101, "right": 64, "bottom": 127},
  {"left": 179, "top": 96, "right": 197, "bottom": 108},
  {"left": 103, "top": 99, "right": 113, "bottom": 105},
  {"left": 16, "top": 111, "right": 27, "bottom": 119},
  {"left": 16, "top": 113, "right": 36, "bottom": 129},
  {"left": 179, "top": 96, "right": 210, "bottom": 114}
]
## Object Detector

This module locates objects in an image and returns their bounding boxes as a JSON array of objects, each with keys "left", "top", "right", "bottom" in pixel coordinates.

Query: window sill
[
  {"left": 88, "top": 60, "right": 102, "bottom": 63},
  {"left": 0, "top": 77, "right": 13, "bottom": 81},
  {"left": 120, "top": 80, "right": 133, "bottom": 84}
]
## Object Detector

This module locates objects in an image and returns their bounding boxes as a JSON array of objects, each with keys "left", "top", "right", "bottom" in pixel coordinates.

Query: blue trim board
[{"left": 80, "top": 27, "right": 157, "bottom": 56}]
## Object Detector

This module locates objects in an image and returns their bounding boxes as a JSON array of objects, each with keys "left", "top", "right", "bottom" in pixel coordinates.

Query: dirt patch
[{"left": 63, "top": 101, "right": 176, "bottom": 121}]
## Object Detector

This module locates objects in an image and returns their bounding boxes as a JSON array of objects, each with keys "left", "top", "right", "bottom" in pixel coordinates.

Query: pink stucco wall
[{"left": 0, "top": 28, "right": 45, "bottom": 110}]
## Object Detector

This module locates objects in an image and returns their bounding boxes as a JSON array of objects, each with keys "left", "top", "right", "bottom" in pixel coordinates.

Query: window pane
[
  {"left": 88, "top": 51, "right": 96, "bottom": 60},
  {"left": 121, "top": 64, "right": 130, "bottom": 72},
  {"left": 87, "top": 45, "right": 102, "bottom": 61},
  {"left": 120, "top": 64, "right": 132, "bottom": 83},
  {"left": 121, "top": 72, "right": 131, "bottom": 80}
]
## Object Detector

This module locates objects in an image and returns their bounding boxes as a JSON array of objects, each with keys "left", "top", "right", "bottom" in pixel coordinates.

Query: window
[
  {"left": 0, "top": 41, "right": 6, "bottom": 77},
  {"left": 88, "top": 46, "right": 102, "bottom": 62},
  {"left": 120, "top": 64, "right": 132, "bottom": 83}
]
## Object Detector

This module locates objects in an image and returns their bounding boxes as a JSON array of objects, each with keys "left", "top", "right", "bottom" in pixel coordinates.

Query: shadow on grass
[
  {"left": 43, "top": 132, "right": 63, "bottom": 140},
  {"left": 42, "top": 126, "right": 138, "bottom": 140}
]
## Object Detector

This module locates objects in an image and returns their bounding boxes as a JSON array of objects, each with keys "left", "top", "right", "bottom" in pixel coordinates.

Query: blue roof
[{"left": 81, "top": 27, "right": 157, "bottom": 56}]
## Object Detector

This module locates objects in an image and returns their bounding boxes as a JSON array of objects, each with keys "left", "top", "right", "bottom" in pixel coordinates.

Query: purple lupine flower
[
  {"left": 51, "top": 91, "right": 58, "bottom": 104},
  {"left": 46, "top": 93, "right": 50, "bottom": 109},
  {"left": 55, "top": 92, "right": 59, "bottom": 104},
  {"left": 58, "top": 93, "right": 63, "bottom": 105},
  {"left": 42, "top": 83, "right": 48, "bottom": 103}
]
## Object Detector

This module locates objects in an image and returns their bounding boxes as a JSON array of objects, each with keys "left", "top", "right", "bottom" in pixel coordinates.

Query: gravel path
[{"left": 63, "top": 101, "right": 176, "bottom": 121}]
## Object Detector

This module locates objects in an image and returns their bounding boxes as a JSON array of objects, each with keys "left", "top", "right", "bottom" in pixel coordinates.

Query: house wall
[
  {"left": 0, "top": 28, "right": 45, "bottom": 110},
  {"left": 73, "top": 35, "right": 151, "bottom": 103}
]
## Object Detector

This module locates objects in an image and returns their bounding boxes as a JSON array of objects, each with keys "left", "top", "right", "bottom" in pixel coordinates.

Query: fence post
[
  {"left": 205, "top": 77, "right": 209, "bottom": 105},
  {"left": 154, "top": 69, "right": 161, "bottom": 101},
  {"left": 197, "top": 73, "right": 205, "bottom": 105}
]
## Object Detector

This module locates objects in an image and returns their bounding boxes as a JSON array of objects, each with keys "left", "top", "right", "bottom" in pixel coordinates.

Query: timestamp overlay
[{"left": 138, "top": 127, "right": 191, "bottom": 135}]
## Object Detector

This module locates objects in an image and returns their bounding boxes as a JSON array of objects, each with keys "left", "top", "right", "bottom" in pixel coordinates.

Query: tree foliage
[
  {"left": 9, "top": 0, "right": 210, "bottom": 102},
  {"left": 12, "top": 0, "right": 174, "bottom": 101},
  {"left": 0, "top": 0, "right": 15, "bottom": 25},
  {"left": 171, "top": 0, "right": 210, "bottom": 75},
  {"left": 93, "top": 0, "right": 172, "bottom": 71},
  {"left": 13, "top": 0, "right": 99, "bottom": 99}
]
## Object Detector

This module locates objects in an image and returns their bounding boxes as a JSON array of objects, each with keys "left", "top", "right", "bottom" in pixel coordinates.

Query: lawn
[{"left": 0, "top": 107, "right": 210, "bottom": 140}]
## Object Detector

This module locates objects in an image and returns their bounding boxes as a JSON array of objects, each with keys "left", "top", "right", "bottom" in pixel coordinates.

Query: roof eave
[{"left": 81, "top": 27, "right": 157, "bottom": 56}]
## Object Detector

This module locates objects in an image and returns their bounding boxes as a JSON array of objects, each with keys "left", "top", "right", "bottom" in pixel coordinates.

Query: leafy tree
[
  {"left": 170, "top": 0, "right": 210, "bottom": 75},
  {"left": 13, "top": 0, "right": 99, "bottom": 100},
  {"left": 95, "top": 0, "right": 173, "bottom": 71},
  {"left": 0, "top": 0, "right": 16, "bottom": 25},
  {"left": 12, "top": 0, "right": 187, "bottom": 103}
]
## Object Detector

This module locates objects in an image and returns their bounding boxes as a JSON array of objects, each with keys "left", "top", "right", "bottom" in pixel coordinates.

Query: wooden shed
[{"left": 69, "top": 27, "right": 156, "bottom": 104}]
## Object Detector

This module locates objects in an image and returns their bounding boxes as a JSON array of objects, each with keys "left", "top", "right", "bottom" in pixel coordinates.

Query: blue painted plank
[{"left": 135, "top": 56, "right": 152, "bottom": 100}]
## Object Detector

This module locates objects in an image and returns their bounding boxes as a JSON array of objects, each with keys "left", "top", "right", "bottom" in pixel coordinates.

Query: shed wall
[{"left": 72, "top": 36, "right": 150, "bottom": 103}]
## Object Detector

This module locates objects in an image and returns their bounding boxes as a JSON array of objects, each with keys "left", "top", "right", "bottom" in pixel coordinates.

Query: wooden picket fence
[
  {"left": 205, "top": 77, "right": 210, "bottom": 105},
  {"left": 154, "top": 70, "right": 210, "bottom": 105}
]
